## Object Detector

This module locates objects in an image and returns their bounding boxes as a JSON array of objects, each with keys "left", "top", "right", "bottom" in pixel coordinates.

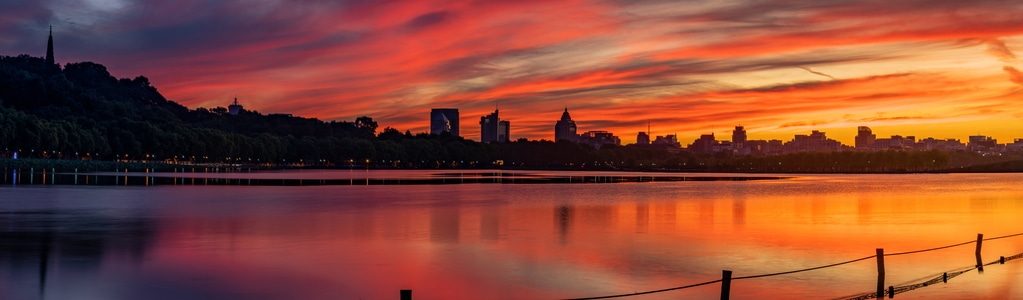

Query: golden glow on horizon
[{"left": 16, "top": 1, "right": 1023, "bottom": 144}]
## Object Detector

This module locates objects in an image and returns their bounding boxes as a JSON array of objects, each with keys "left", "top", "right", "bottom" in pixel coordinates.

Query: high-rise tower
[
  {"left": 554, "top": 108, "right": 578, "bottom": 142},
  {"left": 480, "top": 109, "right": 500, "bottom": 143},
  {"left": 45, "top": 25, "right": 55, "bottom": 65},
  {"left": 430, "top": 108, "right": 460, "bottom": 136},
  {"left": 479, "top": 109, "right": 510, "bottom": 143},
  {"left": 855, "top": 126, "right": 876, "bottom": 150}
]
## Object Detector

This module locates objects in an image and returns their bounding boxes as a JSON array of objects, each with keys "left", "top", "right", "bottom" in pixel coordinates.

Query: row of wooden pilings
[{"left": 397, "top": 233, "right": 1009, "bottom": 299}]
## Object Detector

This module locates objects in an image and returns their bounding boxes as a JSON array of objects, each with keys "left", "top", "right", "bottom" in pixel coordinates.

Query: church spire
[{"left": 45, "top": 25, "right": 55, "bottom": 65}]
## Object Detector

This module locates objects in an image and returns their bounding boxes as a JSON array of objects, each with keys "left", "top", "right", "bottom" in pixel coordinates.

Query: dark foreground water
[{"left": 1, "top": 171, "right": 1021, "bottom": 299}]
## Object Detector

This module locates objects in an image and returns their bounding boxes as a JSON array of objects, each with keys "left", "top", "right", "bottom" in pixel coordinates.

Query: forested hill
[
  {"left": 2, "top": 54, "right": 1020, "bottom": 172},
  {"left": 0, "top": 54, "right": 380, "bottom": 163}
]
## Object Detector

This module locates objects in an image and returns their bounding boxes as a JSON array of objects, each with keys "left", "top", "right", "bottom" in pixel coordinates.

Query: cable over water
[
  {"left": 732, "top": 255, "right": 877, "bottom": 280},
  {"left": 561, "top": 233, "right": 1023, "bottom": 300},
  {"left": 836, "top": 252, "right": 1023, "bottom": 300},
  {"left": 984, "top": 232, "right": 1023, "bottom": 241},
  {"left": 561, "top": 279, "right": 722, "bottom": 300},
  {"left": 884, "top": 240, "right": 975, "bottom": 256}
]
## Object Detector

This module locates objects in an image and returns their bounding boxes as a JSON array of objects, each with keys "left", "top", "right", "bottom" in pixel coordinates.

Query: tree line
[{"left": 2, "top": 54, "right": 1020, "bottom": 172}]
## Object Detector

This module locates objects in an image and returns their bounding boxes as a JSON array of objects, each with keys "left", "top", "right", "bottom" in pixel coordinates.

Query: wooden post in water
[
  {"left": 400, "top": 289, "right": 412, "bottom": 300},
  {"left": 720, "top": 270, "right": 732, "bottom": 300},
  {"left": 975, "top": 234, "right": 984, "bottom": 272},
  {"left": 876, "top": 248, "right": 885, "bottom": 299},
  {"left": 888, "top": 285, "right": 894, "bottom": 298}
]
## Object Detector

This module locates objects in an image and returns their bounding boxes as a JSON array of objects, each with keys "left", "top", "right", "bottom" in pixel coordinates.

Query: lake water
[{"left": 1, "top": 171, "right": 1021, "bottom": 299}]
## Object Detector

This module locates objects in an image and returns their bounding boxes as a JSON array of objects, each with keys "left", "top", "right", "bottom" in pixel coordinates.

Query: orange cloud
[
  {"left": 985, "top": 39, "right": 1018, "bottom": 63},
  {"left": 4, "top": 0, "right": 1021, "bottom": 143},
  {"left": 1005, "top": 66, "right": 1023, "bottom": 85}
]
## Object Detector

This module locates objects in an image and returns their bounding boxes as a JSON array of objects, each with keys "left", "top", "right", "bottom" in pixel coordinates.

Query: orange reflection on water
[{"left": 144, "top": 174, "right": 1023, "bottom": 299}]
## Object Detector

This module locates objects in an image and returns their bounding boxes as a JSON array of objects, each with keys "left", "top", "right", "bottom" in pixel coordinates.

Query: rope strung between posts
[
  {"left": 732, "top": 255, "right": 876, "bottom": 280},
  {"left": 882, "top": 232, "right": 1023, "bottom": 257},
  {"left": 561, "top": 279, "right": 722, "bottom": 300},
  {"left": 983, "top": 232, "right": 1023, "bottom": 242},
  {"left": 883, "top": 240, "right": 975, "bottom": 256},
  {"left": 561, "top": 232, "right": 1023, "bottom": 300},
  {"left": 836, "top": 252, "right": 1023, "bottom": 300}
]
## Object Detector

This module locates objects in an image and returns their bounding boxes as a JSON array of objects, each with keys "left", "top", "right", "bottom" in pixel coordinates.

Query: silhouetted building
[
  {"left": 479, "top": 109, "right": 509, "bottom": 143},
  {"left": 732, "top": 126, "right": 746, "bottom": 148},
  {"left": 652, "top": 134, "right": 681, "bottom": 148},
  {"left": 578, "top": 131, "right": 620, "bottom": 149},
  {"left": 554, "top": 108, "right": 578, "bottom": 142},
  {"left": 746, "top": 139, "right": 784, "bottom": 155},
  {"left": 783, "top": 130, "right": 844, "bottom": 153},
  {"left": 688, "top": 133, "right": 717, "bottom": 153},
  {"left": 431, "top": 108, "right": 460, "bottom": 136},
  {"left": 228, "top": 98, "right": 243, "bottom": 115},
  {"left": 918, "top": 137, "right": 966, "bottom": 151},
  {"left": 1007, "top": 139, "right": 1023, "bottom": 151},
  {"left": 855, "top": 126, "right": 876, "bottom": 150},
  {"left": 45, "top": 26, "right": 54, "bottom": 65},
  {"left": 968, "top": 135, "right": 997, "bottom": 151},
  {"left": 498, "top": 120, "right": 510, "bottom": 142},
  {"left": 875, "top": 135, "right": 915, "bottom": 150},
  {"left": 636, "top": 132, "right": 650, "bottom": 145}
]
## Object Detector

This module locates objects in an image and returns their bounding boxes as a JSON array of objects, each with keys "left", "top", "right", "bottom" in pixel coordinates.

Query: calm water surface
[{"left": 1, "top": 172, "right": 1021, "bottom": 299}]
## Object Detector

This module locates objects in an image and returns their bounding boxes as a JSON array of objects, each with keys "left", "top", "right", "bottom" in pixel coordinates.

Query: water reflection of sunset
[{"left": 132, "top": 174, "right": 1023, "bottom": 299}]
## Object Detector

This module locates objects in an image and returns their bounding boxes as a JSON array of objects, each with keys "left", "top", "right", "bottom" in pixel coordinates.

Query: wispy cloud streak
[{"left": 0, "top": 0, "right": 1020, "bottom": 142}]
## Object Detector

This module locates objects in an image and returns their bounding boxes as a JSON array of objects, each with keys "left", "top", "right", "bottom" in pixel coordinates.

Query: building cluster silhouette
[
  {"left": 419, "top": 105, "right": 1022, "bottom": 154},
  {"left": 480, "top": 109, "right": 510, "bottom": 143},
  {"left": 633, "top": 125, "right": 1023, "bottom": 155},
  {"left": 554, "top": 108, "right": 621, "bottom": 149},
  {"left": 421, "top": 107, "right": 623, "bottom": 148}
]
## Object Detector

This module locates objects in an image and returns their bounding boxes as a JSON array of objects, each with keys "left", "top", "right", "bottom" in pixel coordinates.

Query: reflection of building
[
  {"left": 578, "top": 131, "right": 621, "bottom": 149},
  {"left": 479, "top": 109, "right": 510, "bottom": 143},
  {"left": 855, "top": 126, "right": 875, "bottom": 150},
  {"left": 430, "top": 207, "right": 460, "bottom": 243},
  {"left": 554, "top": 108, "right": 578, "bottom": 142},
  {"left": 555, "top": 205, "right": 573, "bottom": 244},
  {"left": 431, "top": 108, "right": 460, "bottom": 136},
  {"left": 228, "top": 98, "right": 243, "bottom": 115}
]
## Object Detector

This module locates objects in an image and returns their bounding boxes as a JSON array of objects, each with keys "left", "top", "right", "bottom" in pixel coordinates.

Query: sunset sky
[{"left": 2, "top": 0, "right": 1021, "bottom": 144}]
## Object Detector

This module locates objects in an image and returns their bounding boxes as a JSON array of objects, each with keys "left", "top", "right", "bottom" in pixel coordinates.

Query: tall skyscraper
[
  {"left": 45, "top": 25, "right": 54, "bottom": 65},
  {"left": 498, "top": 120, "right": 510, "bottom": 142},
  {"left": 855, "top": 126, "right": 875, "bottom": 150},
  {"left": 480, "top": 109, "right": 500, "bottom": 142},
  {"left": 431, "top": 108, "right": 460, "bottom": 136},
  {"left": 732, "top": 126, "right": 746, "bottom": 145},
  {"left": 637, "top": 132, "right": 650, "bottom": 145},
  {"left": 554, "top": 108, "right": 578, "bottom": 142}
]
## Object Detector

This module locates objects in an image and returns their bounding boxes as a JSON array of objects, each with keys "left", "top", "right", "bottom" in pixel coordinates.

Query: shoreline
[{"left": 2, "top": 157, "right": 1021, "bottom": 175}]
